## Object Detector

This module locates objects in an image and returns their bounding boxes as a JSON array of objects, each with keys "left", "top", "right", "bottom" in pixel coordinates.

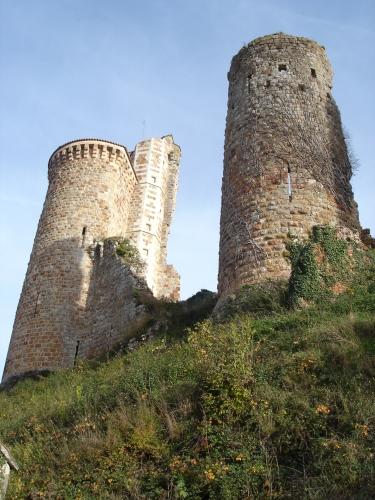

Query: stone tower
[
  {"left": 128, "top": 136, "right": 180, "bottom": 299},
  {"left": 3, "top": 136, "right": 180, "bottom": 385},
  {"left": 218, "top": 33, "right": 360, "bottom": 297}
]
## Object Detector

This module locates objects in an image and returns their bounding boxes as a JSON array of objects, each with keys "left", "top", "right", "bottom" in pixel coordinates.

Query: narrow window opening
[
  {"left": 299, "top": 83, "right": 306, "bottom": 91},
  {"left": 327, "top": 92, "right": 331, "bottom": 99},
  {"left": 81, "top": 226, "right": 87, "bottom": 247},
  {"left": 143, "top": 248, "right": 149, "bottom": 256},
  {"left": 287, "top": 167, "right": 292, "bottom": 202},
  {"left": 151, "top": 176, "right": 156, "bottom": 183},
  {"left": 34, "top": 291, "right": 40, "bottom": 316},
  {"left": 146, "top": 223, "right": 151, "bottom": 231},
  {"left": 278, "top": 63, "right": 287, "bottom": 72},
  {"left": 95, "top": 243, "right": 102, "bottom": 259},
  {"left": 311, "top": 68, "right": 316, "bottom": 78},
  {"left": 265, "top": 80, "right": 271, "bottom": 88},
  {"left": 73, "top": 340, "right": 80, "bottom": 367}
]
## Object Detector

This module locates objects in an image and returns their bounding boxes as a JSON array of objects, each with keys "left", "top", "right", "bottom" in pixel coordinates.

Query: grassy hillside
[{"left": 1, "top": 231, "right": 374, "bottom": 499}]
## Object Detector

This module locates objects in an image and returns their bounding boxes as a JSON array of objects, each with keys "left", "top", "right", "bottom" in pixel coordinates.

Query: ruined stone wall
[
  {"left": 79, "top": 239, "right": 151, "bottom": 361},
  {"left": 2, "top": 140, "right": 137, "bottom": 384},
  {"left": 156, "top": 138, "right": 181, "bottom": 299},
  {"left": 157, "top": 264, "right": 180, "bottom": 301},
  {"left": 218, "top": 33, "right": 361, "bottom": 297},
  {"left": 128, "top": 135, "right": 180, "bottom": 299}
]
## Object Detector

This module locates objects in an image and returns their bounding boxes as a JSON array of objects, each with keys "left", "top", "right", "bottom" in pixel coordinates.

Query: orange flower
[{"left": 315, "top": 404, "right": 330, "bottom": 415}]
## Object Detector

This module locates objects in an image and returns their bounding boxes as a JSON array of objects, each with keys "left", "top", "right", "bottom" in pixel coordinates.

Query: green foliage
[
  {"left": 111, "top": 237, "right": 145, "bottom": 272},
  {"left": 1, "top": 237, "right": 374, "bottom": 498},
  {"left": 287, "top": 225, "right": 373, "bottom": 307},
  {"left": 131, "top": 288, "right": 217, "bottom": 343},
  {"left": 219, "top": 280, "right": 288, "bottom": 319}
]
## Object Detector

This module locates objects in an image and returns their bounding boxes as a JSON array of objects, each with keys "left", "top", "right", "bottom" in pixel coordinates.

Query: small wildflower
[
  {"left": 315, "top": 404, "right": 330, "bottom": 415},
  {"left": 355, "top": 423, "right": 369, "bottom": 438},
  {"left": 204, "top": 469, "right": 215, "bottom": 481}
]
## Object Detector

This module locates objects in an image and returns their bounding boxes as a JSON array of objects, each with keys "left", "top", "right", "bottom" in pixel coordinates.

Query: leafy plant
[{"left": 111, "top": 237, "right": 145, "bottom": 273}]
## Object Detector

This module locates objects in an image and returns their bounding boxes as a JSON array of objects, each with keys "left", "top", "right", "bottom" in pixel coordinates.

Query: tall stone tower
[
  {"left": 3, "top": 136, "right": 180, "bottom": 385},
  {"left": 128, "top": 136, "right": 180, "bottom": 299},
  {"left": 218, "top": 33, "right": 360, "bottom": 297}
]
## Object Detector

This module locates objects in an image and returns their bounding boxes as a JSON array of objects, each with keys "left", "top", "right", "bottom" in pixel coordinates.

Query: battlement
[{"left": 48, "top": 139, "right": 136, "bottom": 181}]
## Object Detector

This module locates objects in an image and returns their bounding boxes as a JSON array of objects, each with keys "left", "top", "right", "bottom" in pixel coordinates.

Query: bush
[
  {"left": 112, "top": 237, "right": 145, "bottom": 273},
  {"left": 288, "top": 226, "right": 375, "bottom": 308},
  {"left": 1, "top": 241, "right": 374, "bottom": 498},
  {"left": 218, "top": 280, "right": 288, "bottom": 320}
]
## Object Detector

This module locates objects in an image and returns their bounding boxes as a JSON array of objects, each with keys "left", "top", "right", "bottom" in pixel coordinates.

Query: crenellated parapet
[{"left": 48, "top": 139, "right": 136, "bottom": 181}]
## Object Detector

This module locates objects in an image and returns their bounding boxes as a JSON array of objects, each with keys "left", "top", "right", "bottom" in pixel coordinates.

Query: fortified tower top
[
  {"left": 47, "top": 138, "right": 135, "bottom": 181},
  {"left": 228, "top": 32, "right": 333, "bottom": 98}
]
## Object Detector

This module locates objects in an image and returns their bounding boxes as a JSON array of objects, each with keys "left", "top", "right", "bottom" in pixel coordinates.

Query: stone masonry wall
[
  {"left": 128, "top": 135, "right": 180, "bottom": 299},
  {"left": 2, "top": 134, "right": 181, "bottom": 386},
  {"left": 156, "top": 137, "right": 181, "bottom": 299},
  {"left": 218, "top": 33, "right": 361, "bottom": 297},
  {"left": 2, "top": 140, "right": 137, "bottom": 384},
  {"left": 79, "top": 239, "right": 151, "bottom": 361}
]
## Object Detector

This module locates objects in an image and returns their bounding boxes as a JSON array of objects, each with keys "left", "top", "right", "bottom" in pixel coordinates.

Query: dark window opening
[
  {"left": 265, "top": 80, "right": 271, "bottom": 88},
  {"left": 327, "top": 92, "right": 331, "bottom": 99},
  {"left": 299, "top": 84, "right": 306, "bottom": 91},
  {"left": 278, "top": 64, "right": 287, "bottom": 72},
  {"left": 287, "top": 167, "right": 292, "bottom": 201},
  {"left": 311, "top": 68, "right": 316, "bottom": 78},
  {"left": 73, "top": 340, "right": 80, "bottom": 366},
  {"left": 81, "top": 226, "right": 87, "bottom": 247},
  {"left": 95, "top": 243, "right": 102, "bottom": 259}
]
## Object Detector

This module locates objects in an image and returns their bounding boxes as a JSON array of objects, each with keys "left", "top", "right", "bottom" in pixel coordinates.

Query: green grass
[
  {"left": 1, "top": 232, "right": 374, "bottom": 499},
  {"left": 1, "top": 291, "right": 374, "bottom": 498}
]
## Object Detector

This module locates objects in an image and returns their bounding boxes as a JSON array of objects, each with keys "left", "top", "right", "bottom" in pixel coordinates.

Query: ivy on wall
[{"left": 287, "top": 225, "right": 372, "bottom": 306}]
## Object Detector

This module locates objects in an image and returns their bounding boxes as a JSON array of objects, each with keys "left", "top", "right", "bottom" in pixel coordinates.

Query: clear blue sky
[{"left": 0, "top": 0, "right": 374, "bottom": 374}]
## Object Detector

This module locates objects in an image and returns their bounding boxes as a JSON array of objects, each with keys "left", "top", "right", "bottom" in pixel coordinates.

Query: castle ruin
[
  {"left": 218, "top": 33, "right": 361, "bottom": 297},
  {"left": 2, "top": 135, "right": 180, "bottom": 385},
  {"left": 2, "top": 32, "right": 367, "bottom": 385}
]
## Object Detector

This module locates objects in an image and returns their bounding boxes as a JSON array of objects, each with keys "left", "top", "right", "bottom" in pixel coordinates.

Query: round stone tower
[
  {"left": 218, "top": 33, "right": 360, "bottom": 297},
  {"left": 2, "top": 139, "right": 137, "bottom": 384}
]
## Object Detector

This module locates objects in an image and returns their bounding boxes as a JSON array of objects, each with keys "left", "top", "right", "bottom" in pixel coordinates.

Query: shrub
[{"left": 112, "top": 237, "right": 145, "bottom": 273}]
